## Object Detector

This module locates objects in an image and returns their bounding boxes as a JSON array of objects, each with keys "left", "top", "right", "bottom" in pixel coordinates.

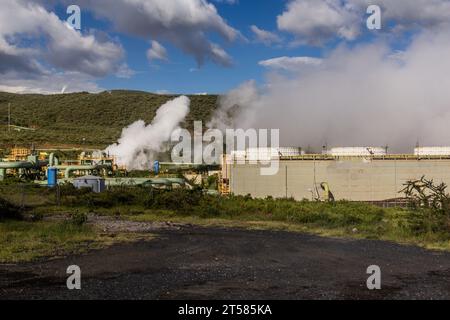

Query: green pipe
[
  {"left": 166, "top": 178, "right": 186, "bottom": 186},
  {"left": 50, "top": 165, "right": 111, "bottom": 179},
  {"left": 147, "top": 178, "right": 172, "bottom": 186},
  {"left": 0, "top": 161, "right": 48, "bottom": 169},
  {"left": 48, "top": 153, "right": 59, "bottom": 167},
  {"left": 64, "top": 165, "right": 97, "bottom": 179},
  {"left": 0, "top": 161, "right": 36, "bottom": 169},
  {"left": 33, "top": 177, "right": 191, "bottom": 187},
  {"left": 0, "top": 160, "right": 47, "bottom": 181},
  {"left": 62, "top": 165, "right": 113, "bottom": 179}
]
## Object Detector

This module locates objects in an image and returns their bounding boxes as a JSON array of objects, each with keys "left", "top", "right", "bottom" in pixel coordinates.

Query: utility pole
[{"left": 8, "top": 103, "right": 10, "bottom": 132}]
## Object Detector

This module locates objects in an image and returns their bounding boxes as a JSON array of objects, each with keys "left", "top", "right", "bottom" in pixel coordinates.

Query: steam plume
[
  {"left": 106, "top": 96, "right": 190, "bottom": 170},
  {"left": 210, "top": 29, "right": 450, "bottom": 153}
]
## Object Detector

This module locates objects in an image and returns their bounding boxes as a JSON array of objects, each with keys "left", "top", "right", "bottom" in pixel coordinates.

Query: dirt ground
[{"left": 1, "top": 226, "right": 450, "bottom": 300}]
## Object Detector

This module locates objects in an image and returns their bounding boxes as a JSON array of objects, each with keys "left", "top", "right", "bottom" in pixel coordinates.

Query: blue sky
[
  {"left": 85, "top": 0, "right": 316, "bottom": 94},
  {"left": 1, "top": 0, "right": 449, "bottom": 95},
  {"left": 2, "top": 0, "right": 450, "bottom": 150},
  {"left": 88, "top": 0, "right": 366, "bottom": 94}
]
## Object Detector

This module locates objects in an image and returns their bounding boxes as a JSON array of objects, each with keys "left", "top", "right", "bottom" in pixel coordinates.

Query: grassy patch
[
  {"left": 0, "top": 219, "right": 152, "bottom": 263},
  {"left": 124, "top": 208, "right": 450, "bottom": 251},
  {"left": 0, "top": 91, "right": 218, "bottom": 148},
  {"left": 1, "top": 185, "right": 450, "bottom": 263},
  {"left": 13, "top": 185, "right": 450, "bottom": 251}
]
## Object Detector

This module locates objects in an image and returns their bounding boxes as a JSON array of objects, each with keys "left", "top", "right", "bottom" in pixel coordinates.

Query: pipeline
[
  {"left": 320, "top": 182, "right": 335, "bottom": 202},
  {"left": 52, "top": 165, "right": 111, "bottom": 179},
  {"left": 0, "top": 155, "right": 49, "bottom": 180},
  {"left": 0, "top": 161, "right": 45, "bottom": 169},
  {"left": 48, "top": 153, "right": 59, "bottom": 167}
]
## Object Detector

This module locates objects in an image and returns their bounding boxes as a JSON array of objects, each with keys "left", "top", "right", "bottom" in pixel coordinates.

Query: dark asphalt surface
[{"left": 1, "top": 226, "right": 450, "bottom": 300}]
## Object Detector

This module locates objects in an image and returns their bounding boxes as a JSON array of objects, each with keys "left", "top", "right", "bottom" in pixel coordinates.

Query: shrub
[
  {"left": 146, "top": 189, "right": 203, "bottom": 213},
  {"left": 0, "top": 197, "right": 21, "bottom": 220},
  {"left": 30, "top": 211, "right": 44, "bottom": 222},
  {"left": 70, "top": 211, "right": 88, "bottom": 226}
]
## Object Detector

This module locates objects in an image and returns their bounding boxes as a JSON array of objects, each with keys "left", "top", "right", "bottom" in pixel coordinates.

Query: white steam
[
  {"left": 210, "top": 29, "right": 450, "bottom": 153},
  {"left": 106, "top": 96, "right": 190, "bottom": 170}
]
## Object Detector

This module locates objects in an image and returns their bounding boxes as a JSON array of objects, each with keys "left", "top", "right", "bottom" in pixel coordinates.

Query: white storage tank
[
  {"left": 245, "top": 148, "right": 272, "bottom": 161},
  {"left": 232, "top": 147, "right": 303, "bottom": 161},
  {"left": 230, "top": 150, "right": 247, "bottom": 162},
  {"left": 277, "top": 147, "right": 304, "bottom": 157},
  {"left": 326, "top": 147, "right": 387, "bottom": 157},
  {"left": 414, "top": 147, "right": 450, "bottom": 156}
]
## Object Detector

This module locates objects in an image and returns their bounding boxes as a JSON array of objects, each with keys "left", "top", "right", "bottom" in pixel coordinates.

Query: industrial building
[
  {"left": 73, "top": 175, "right": 106, "bottom": 193},
  {"left": 4, "top": 145, "right": 450, "bottom": 201},
  {"left": 222, "top": 147, "right": 450, "bottom": 202}
]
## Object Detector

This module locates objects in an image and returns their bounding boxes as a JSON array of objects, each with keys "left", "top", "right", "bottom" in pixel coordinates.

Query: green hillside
[{"left": 0, "top": 91, "right": 218, "bottom": 149}]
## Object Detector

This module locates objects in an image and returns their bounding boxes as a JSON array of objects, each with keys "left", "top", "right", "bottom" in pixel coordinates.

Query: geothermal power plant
[
  {"left": 3, "top": 144, "right": 450, "bottom": 204},
  {"left": 221, "top": 146, "right": 450, "bottom": 202}
]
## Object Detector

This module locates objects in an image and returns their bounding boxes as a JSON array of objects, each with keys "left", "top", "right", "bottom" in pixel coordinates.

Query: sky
[
  {"left": 3, "top": 0, "right": 449, "bottom": 95},
  {"left": 2, "top": 0, "right": 450, "bottom": 149}
]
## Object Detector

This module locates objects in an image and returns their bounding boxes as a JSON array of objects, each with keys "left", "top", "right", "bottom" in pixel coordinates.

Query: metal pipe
[
  {"left": 0, "top": 160, "right": 48, "bottom": 169},
  {"left": 63, "top": 165, "right": 100, "bottom": 179},
  {"left": 48, "top": 153, "right": 59, "bottom": 167},
  {"left": 51, "top": 165, "right": 112, "bottom": 179},
  {"left": 0, "top": 159, "right": 48, "bottom": 180}
]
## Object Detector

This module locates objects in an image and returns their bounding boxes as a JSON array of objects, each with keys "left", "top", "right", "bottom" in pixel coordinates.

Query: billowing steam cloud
[
  {"left": 106, "top": 96, "right": 190, "bottom": 170},
  {"left": 210, "top": 29, "right": 450, "bottom": 153}
]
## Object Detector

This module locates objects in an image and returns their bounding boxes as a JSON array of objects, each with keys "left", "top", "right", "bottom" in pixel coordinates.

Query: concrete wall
[{"left": 229, "top": 159, "right": 450, "bottom": 201}]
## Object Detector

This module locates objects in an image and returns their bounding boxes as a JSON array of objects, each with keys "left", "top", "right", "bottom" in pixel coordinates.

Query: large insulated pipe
[
  {"left": 0, "top": 160, "right": 48, "bottom": 169},
  {"left": 48, "top": 153, "right": 59, "bottom": 167},
  {"left": 52, "top": 165, "right": 90, "bottom": 178},
  {"left": 0, "top": 161, "right": 37, "bottom": 169},
  {"left": 147, "top": 178, "right": 173, "bottom": 186},
  {"left": 53, "top": 165, "right": 111, "bottom": 179},
  {"left": 144, "top": 178, "right": 190, "bottom": 188},
  {"left": 0, "top": 159, "right": 48, "bottom": 180},
  {"left": 64, "top": 165, "right": 99, "bottom": 179},
  {"left": 166, "top": 178, "right": 187, "bottom": 186}
]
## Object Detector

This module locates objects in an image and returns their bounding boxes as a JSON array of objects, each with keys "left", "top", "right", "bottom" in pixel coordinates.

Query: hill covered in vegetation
[{"left": 0, "top": 91, "right": 218, "bottom": 148}]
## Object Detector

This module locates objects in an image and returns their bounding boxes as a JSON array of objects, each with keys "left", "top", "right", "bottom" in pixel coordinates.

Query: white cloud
[
  {"left": 277, "top": 0, "right": 450, "bottom": 44},
  {"left": 250, "top": 25, "right": 282, "bottom": 45},
  {"left": 147, "top": 41, "right": 169, "bottom": 62},
  {"left": 369, "top": 0, "right": 450, "bottom": 28},
  {"left": 0, "top": 1, "right": 125, "bottom": 77},
  {"left": 0, "top": 0, "right": 127, "bottom": 93},
  {"left": 76, "top": 0, "right": 240, "bottom": 67},
  {"left": 277, "top": 0, "right": 360, "bottom": 44},
  {"left": 0, "top": 0, "right": 241, "bottom": 93},
  {"left": 0, "top": 72, "right": 103, "bottom": 94},
  {"left": 259, "top": 56, "right": 322, "bottom": 71},
  {"left": 210, "top": 43, "right": 233, "bottom": 66},
  {"left": 116, "top": 64, "right": 136, "bottom": 79}
]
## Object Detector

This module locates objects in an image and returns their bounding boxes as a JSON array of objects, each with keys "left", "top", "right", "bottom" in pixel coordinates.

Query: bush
[
  {"left": 145, "top": 189, "right": 203, "bottom": 213},
  {"left": 30, "top": 211, "right": 44, "bottom": 222},
  {"left": 0, "top": 197, "right": 21, "bottom": 220},
  {"left": 61, "top": 186, "right": 149, "bottom": 209},
  {"left": 70, "top": 211, "right": 88, "bottom": 226}
]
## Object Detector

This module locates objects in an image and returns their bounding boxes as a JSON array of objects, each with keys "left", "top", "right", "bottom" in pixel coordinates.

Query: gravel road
[{"left": 1, "top": 226, "right": 450, "bottom": 300}]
